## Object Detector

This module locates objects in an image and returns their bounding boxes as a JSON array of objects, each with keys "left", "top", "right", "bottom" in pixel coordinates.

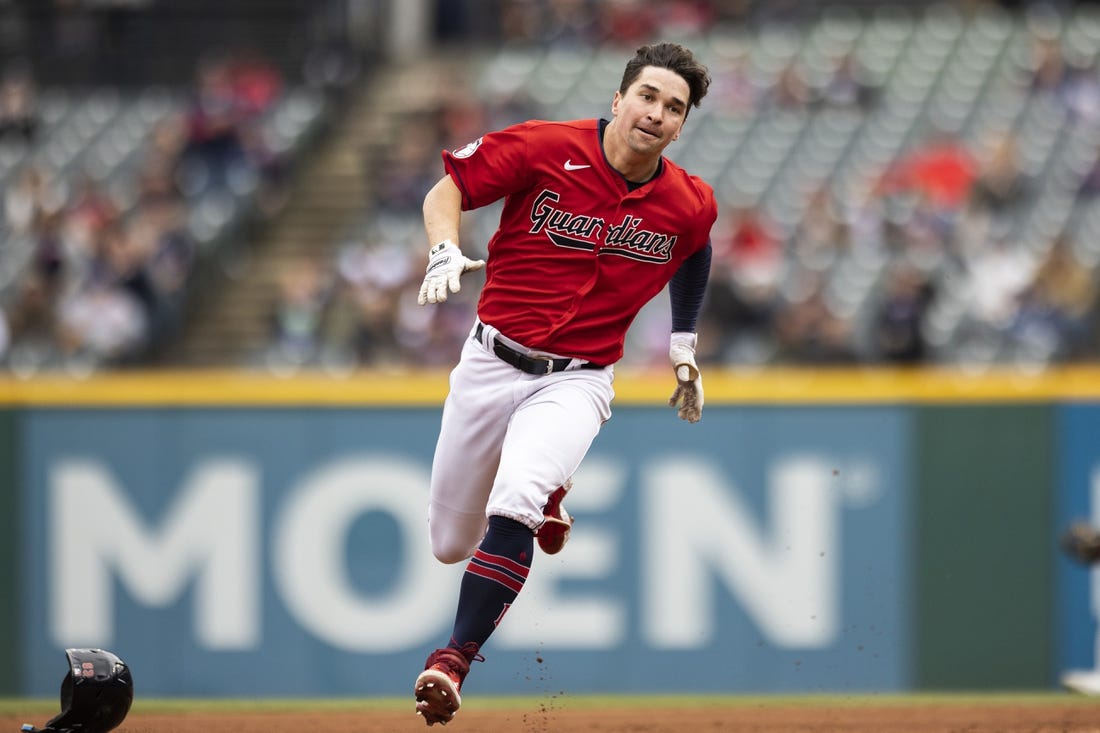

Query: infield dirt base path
[{"left": 6, "top": 700, "right": 1100, "bottom": 733}]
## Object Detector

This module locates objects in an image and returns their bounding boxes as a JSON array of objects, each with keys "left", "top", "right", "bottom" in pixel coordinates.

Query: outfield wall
[{"left": 0, "top": 368, "right": 1097, "bottom": 697}]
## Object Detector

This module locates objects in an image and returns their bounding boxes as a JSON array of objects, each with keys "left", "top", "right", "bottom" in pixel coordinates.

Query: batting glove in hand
[
  {"left": 668, "top": 331, "right": 704, "bottom": 423},
  {"left": 418, "top": 240, "right": 486, "bottom": 305}
]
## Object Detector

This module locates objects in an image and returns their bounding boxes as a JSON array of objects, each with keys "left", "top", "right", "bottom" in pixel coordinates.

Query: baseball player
[
  {"left": 413, "top": 42, "right": 716, "bottom": 726},
  {"left": 1061, "top": 521, "right": 1100, "bottom": 696}
]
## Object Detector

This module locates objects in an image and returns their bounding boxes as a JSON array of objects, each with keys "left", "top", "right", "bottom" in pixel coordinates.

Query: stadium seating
[
  {"left": 5, "top": 3, "right": 1100, "bottom": 371},
  {"left": 0, "top": 80, "right": 328, "bottom": 372}
]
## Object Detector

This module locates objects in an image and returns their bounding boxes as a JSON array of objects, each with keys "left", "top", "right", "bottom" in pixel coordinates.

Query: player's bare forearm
[
  {"left": 418, "top": 175, "right": 485, "bottom": 305},
  {"left": 423, "top": 175, "right": 463, "bottom": 247}
]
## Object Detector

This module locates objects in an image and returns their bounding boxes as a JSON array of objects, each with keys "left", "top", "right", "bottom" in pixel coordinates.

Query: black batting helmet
[{"left": 21, "top": 648, "right": 134, "bottom": 733}]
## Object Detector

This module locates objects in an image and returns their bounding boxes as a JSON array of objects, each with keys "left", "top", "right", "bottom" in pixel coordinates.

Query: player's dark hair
[{"left": 619, "top": 42, "right": 711, "bottom": 114}]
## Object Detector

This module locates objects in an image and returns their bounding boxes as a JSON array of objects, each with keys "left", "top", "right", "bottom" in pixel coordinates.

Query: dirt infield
[{"left": 5, "top": 698, "right": 1100, "bottom": 733}]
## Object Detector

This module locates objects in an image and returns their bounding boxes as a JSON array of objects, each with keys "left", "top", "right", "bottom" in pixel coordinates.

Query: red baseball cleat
[
  {"left": 536, "top": 479, "right": 574, "bottom": 555},
  {"left": 414, "top": 643, "right": 483, "bottom": 726}
]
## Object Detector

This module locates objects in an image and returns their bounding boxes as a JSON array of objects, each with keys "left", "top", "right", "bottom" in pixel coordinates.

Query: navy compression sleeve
[{"left": 669, "top": 242, "right": 712, "bottom": 333}]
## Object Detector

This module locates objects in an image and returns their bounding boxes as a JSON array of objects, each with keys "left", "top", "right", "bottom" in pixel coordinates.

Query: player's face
[{"left": 610, "top": 66, "right": 690, "bottom": 157}]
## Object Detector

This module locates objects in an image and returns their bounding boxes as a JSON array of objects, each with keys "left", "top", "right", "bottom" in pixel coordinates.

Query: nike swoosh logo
[{"left": 564, "top": 160, "right": 591, "bottom": 171}]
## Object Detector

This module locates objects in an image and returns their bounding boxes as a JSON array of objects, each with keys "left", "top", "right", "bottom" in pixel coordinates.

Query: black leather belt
[{"left": 475, "top": 323, "right": 604, "bottom": 375}]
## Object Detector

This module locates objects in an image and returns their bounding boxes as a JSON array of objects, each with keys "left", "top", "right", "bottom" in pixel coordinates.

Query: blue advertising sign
[{"left": 20, "top": 405, "right": 910, "bottom": 697}]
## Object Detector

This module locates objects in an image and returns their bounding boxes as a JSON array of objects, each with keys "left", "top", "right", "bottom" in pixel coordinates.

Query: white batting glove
[
  {"left": 668, "top": 331, "right": 704, "bottom": 423},
  {"left": 417, "top": 240, "right": 486, "bottom": 305}
]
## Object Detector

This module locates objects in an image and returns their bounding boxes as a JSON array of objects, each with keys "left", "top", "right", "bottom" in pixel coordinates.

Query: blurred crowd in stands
[
  {"left": 0, "top": 49, "right": 294, "bottom": 373},
  {"left": 3, "top": 0, "right": 1100, "bottom": 374}
]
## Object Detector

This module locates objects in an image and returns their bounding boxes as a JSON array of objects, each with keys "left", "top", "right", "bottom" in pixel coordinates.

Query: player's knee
[
  {"left": 427, "top": 507, "right": 485, "bottom": 563},
  {"left": 433, "top": 546, "right": 472, "bottom": 564},
  {"left": 430, "top": 535, "right": 478, "bottom": 564}
]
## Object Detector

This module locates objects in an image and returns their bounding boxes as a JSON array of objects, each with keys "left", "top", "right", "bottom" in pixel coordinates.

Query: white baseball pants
[{"left": 426, "top": 321, "right": 615, "bottom": 563}]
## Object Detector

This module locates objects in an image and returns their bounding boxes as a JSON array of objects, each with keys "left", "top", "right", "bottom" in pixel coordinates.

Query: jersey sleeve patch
[{"left": 452, "top": 137, "right": 484, "bottom": 159}]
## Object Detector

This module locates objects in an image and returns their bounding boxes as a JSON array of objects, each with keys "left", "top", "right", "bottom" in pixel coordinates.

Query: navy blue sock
[{"left": 450, "top": 515, "right": 533, "bottom": 649}]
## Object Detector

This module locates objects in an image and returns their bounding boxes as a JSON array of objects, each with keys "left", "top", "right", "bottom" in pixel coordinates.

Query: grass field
[{"left": 4, "top": 692, "right": 1100, "bottom": 732}]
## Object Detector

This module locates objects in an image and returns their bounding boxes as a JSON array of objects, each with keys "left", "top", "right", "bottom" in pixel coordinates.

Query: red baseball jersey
[{"left": 443, "top": 118, "right": 717, "bottom": 366}]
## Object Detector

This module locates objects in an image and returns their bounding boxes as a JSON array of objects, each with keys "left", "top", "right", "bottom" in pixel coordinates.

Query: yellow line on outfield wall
[{"left": 0, "top": 365, "right": 1098, "bottom": 406}]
